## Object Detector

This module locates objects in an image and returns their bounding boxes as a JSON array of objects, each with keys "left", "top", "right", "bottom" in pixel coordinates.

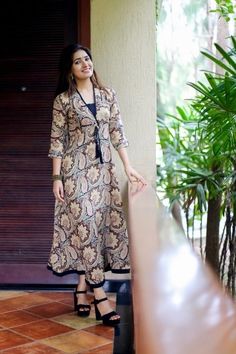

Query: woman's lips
[{"left": 82, "top": 68, "right": 91, "bottom": 73}]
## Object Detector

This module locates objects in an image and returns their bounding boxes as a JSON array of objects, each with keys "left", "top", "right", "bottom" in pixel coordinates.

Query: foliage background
[{"left": 156, "top": 0, "right": 236, "bottom": 295}]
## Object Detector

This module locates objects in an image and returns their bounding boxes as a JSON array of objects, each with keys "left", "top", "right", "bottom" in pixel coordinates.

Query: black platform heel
[
  {"left": 73, "top": 290, "right": 91, "bottom": 317},
  {"left": 92, "top": 297, "right": 120, "bottom": 326}
]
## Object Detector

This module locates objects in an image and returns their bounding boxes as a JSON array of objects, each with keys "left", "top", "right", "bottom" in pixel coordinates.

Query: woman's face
[{"left": 71, "top": 49, "right": 93, "bottom": 81}]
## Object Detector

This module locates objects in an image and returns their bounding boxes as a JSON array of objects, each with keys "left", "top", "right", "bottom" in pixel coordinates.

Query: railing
[{"left": 128, "top": 183, "right": 236, "bottom": 354}]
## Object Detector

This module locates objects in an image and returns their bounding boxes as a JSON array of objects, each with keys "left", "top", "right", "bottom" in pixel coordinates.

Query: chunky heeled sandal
[
  {"left": 73, "top": 290, "right": 91, "bottom": 317},
  {"left": 92, "top": 297, "right": 120, "bottom": 326}
]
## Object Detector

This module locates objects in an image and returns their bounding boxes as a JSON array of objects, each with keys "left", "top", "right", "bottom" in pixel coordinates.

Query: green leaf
[
  {"left": 200, "top": 51, "right": 236, "bottom": 76},
  {"left": 215, "top": 43, "right": 236, "bottom": 71},
  {"left": 196, "top": 183, "right": 207, "bottom": 212}
]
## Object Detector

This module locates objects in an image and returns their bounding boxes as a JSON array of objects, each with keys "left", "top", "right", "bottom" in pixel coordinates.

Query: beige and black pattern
[{"left": 48, "top": 87, "right": 130, "bottom": 287}]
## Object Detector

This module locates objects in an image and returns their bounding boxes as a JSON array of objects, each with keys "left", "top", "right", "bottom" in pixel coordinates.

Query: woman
[{"left": 48, "top": 44, "right": 146, "bottom": 326}]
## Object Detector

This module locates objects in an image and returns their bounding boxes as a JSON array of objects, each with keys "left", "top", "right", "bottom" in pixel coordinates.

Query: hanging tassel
[{"left": 94, "top": 127, "right": 104, "bottom": 164}]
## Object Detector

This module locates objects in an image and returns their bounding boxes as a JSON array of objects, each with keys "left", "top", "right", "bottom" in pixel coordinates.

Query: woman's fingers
[
  {"left": 133, "top": 173, "right": 146, "bottom": 185},
  {"left": 59, "top": 184, "right": 64, "bottom": 200},
  {"left": 56, "top": 190, "right": 65, "bottom": 202},
  {"left": 127, "top": 171, "right": 136, "bottom": 184},
  {"left": 53, "top": 181, "right": 65, "bottom": 202},
  {"left": 130, "top": 170, "right": 147, "bottom": 185},
  {"left": 57, "top": 188, "right": 64, "bottom": 202}
]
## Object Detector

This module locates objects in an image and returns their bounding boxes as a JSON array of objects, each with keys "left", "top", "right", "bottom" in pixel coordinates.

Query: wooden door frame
[{"left": 78, "top": 0, "right": 90, "bottom": 48}]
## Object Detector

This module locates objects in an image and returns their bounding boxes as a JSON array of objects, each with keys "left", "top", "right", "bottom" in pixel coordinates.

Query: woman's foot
[
  {"left": 93, "top": 287, "right": 120, "bottom": 324},
  {"left": 95, "top": 297, "right": 120, "bottom": 321},
  {"left": 74, "top": 276, "right": 91, "bottom": 317}
]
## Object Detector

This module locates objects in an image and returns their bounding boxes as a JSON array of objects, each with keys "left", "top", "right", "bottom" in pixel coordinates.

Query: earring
[{"left": 70, "top": 73, "right": 74, "bottom": 81}]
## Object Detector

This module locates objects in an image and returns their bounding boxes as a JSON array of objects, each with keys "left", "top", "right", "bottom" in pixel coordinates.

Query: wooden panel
[
  {"left": 78, "top": 0, "right": 91, "bottom": 48},
  {"left": 0, "top": 264, "right": 78, "bottom": 285},
  {"left": 0, "top": 0, "right": 87, "bottom": 284}
]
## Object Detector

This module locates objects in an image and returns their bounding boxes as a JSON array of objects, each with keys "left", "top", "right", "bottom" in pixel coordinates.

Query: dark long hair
[{"left": 55, "top": 44, "right": 105, "bottom": 97}]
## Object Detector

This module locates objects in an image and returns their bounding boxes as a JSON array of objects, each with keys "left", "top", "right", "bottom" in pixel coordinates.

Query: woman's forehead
[{"left": 73, "top": 49, "right": 89, "bottom": 61}]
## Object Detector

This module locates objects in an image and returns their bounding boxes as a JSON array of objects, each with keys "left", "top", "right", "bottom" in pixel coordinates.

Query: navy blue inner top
[{"left": 86, "top": 103, "right": 96, "bottom": 117}]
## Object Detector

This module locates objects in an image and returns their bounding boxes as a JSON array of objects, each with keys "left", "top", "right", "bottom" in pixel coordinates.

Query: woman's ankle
[
  {"left": 76, "top": 275, "right": 87, "bottom": 291},
  {"left": 93, "top": 286, "right": 106, "bottom": 299},
  {"left": 76, "top": 285, "right": 87, "bottom": 291}
]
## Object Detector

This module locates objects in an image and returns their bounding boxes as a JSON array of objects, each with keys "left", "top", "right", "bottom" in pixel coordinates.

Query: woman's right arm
[
  {"left": 52, "top": 158, "right": 64, "bottom": 203},
  {"left": 48, "top": 95, "right": 68, "bottom": 203}
]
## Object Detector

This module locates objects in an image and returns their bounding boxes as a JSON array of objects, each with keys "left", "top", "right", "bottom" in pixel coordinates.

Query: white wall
[{"left": 91, "top": 0, "right": 156, "bottom": 193}]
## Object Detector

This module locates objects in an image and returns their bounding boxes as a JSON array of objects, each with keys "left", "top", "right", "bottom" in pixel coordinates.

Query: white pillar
[{"left": 91, "top": 0, "right": 156, "bottom": 192}]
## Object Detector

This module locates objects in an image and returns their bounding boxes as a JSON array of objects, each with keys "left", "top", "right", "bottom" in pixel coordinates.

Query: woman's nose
[{"left": 81, "top": 60, "right": 89, "bottom": 67}]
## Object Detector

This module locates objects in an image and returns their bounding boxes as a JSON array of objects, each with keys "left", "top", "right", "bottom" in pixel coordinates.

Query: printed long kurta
[{"left": 48, "top": 87, "right": 130, "bottom": 286}]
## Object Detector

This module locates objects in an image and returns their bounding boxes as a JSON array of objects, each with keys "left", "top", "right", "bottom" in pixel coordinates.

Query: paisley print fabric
[{"left": 48, "top": 87, "right": 130, "bottom": 287}]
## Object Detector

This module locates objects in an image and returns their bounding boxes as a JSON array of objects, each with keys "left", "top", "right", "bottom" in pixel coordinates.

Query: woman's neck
[{"left": 75, "top": 78, "right": 93, "bottom": 92}]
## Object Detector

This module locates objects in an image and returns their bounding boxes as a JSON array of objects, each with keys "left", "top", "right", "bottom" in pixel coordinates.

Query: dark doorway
[{"left": 0, "top": 0, "right": 87, "bottom": 285}]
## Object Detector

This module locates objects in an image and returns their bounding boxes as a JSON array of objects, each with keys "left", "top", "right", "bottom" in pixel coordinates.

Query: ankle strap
[
  {"left": 93, "top": 297, "right": 107, "bottom": 304},
  {"left": 75, "top": 290, "right": 87, "bottom": 294}
]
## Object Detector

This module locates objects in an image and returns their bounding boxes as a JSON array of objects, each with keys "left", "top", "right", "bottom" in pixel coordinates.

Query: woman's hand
[
  {"left": 116, "top": 147, "right": 147, "bottom": 185},
  {"left": 124, "top": 165, "right": 147, "bottom": 185},
  {"left": 53, "top": 180, "right": 65, "bottom": 202}
]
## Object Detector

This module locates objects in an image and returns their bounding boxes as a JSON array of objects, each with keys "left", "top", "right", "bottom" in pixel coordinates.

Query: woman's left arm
[
  {"left": 109, "top": 88, "right": 146, "bottom": 185},
  {"left": 117, "top": 147, "right": 147, "bottom": 185}
]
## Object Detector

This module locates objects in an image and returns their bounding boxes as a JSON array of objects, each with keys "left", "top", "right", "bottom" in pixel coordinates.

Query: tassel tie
[{"left": 94, "top": 126, "right": 103, "bottom": 164}]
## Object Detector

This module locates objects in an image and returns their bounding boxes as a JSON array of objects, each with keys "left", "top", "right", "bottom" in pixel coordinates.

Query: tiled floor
[{"left": 0, "top": 290, "right": 115, "bottom": 353}]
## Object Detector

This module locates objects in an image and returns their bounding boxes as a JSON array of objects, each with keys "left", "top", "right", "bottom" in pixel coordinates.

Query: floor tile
[
  {"left": 52, "top": 312, "right": 97, "bottom": 330},
  {"left": 0, "top": 291, "right": 27, "bottom": 300},
  {"left": 13, "top": 319, "right": 75, "bottom": 340},
  {"left": 37, "top": 291, "right": 73, "bottom": 302},
  {"left": 58, "top": 292, "right": 114, "bottom": 307},
  {"left": 26, "top": 302, "right": 74, "bottom": 318},
  {"left": 0, "top": 294, "right": 53, "bottom": 313},
  {"left": 0, "top": 301, "right": 19, "bottom": 314},
  {"left": 0, "top": 310, "right": 41, "bottom": 328},
  {"left": 82, "top": 343, "right": 113, "bottom": 354},
  {"left": 0, "top": 329, "right": 32, "bottom": 351},
  {"left": 41, "top": 329, "right": 111, "bottom": 353},
  {"left": 84, "top": 324, "right": 114, "bottom": 340},
  {"left": 0, "top": 291, "right": 118, "bottom": 353},
  {"left": 2, "top": 342, "right": 64, "bottom": 354},
  {"left": 59, "top": 293, "right": 93, "bottom": 307},
  {"left": 57, "top": 297, "right": 74, "bottom": 306}
]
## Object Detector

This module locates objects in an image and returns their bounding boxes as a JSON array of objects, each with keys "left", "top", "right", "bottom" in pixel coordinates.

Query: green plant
[
  {"left": 157, "top": 36, "right": 236, "bottom": 295},
  {"left": 211, "top": 0, "right": 236, "bottom": 22}
]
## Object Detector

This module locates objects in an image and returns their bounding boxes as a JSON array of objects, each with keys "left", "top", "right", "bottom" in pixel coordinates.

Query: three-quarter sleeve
[
  {"left": 109, "top": 89, "right": 129, "bottom": 150},
  {"left": 48, "top": 95, "right": 68, "bottom": 159}
]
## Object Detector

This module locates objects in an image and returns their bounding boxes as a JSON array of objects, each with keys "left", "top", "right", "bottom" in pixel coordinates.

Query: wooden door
[{"left": 0, "top": 0, "right": 88, "bottom": 285}]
